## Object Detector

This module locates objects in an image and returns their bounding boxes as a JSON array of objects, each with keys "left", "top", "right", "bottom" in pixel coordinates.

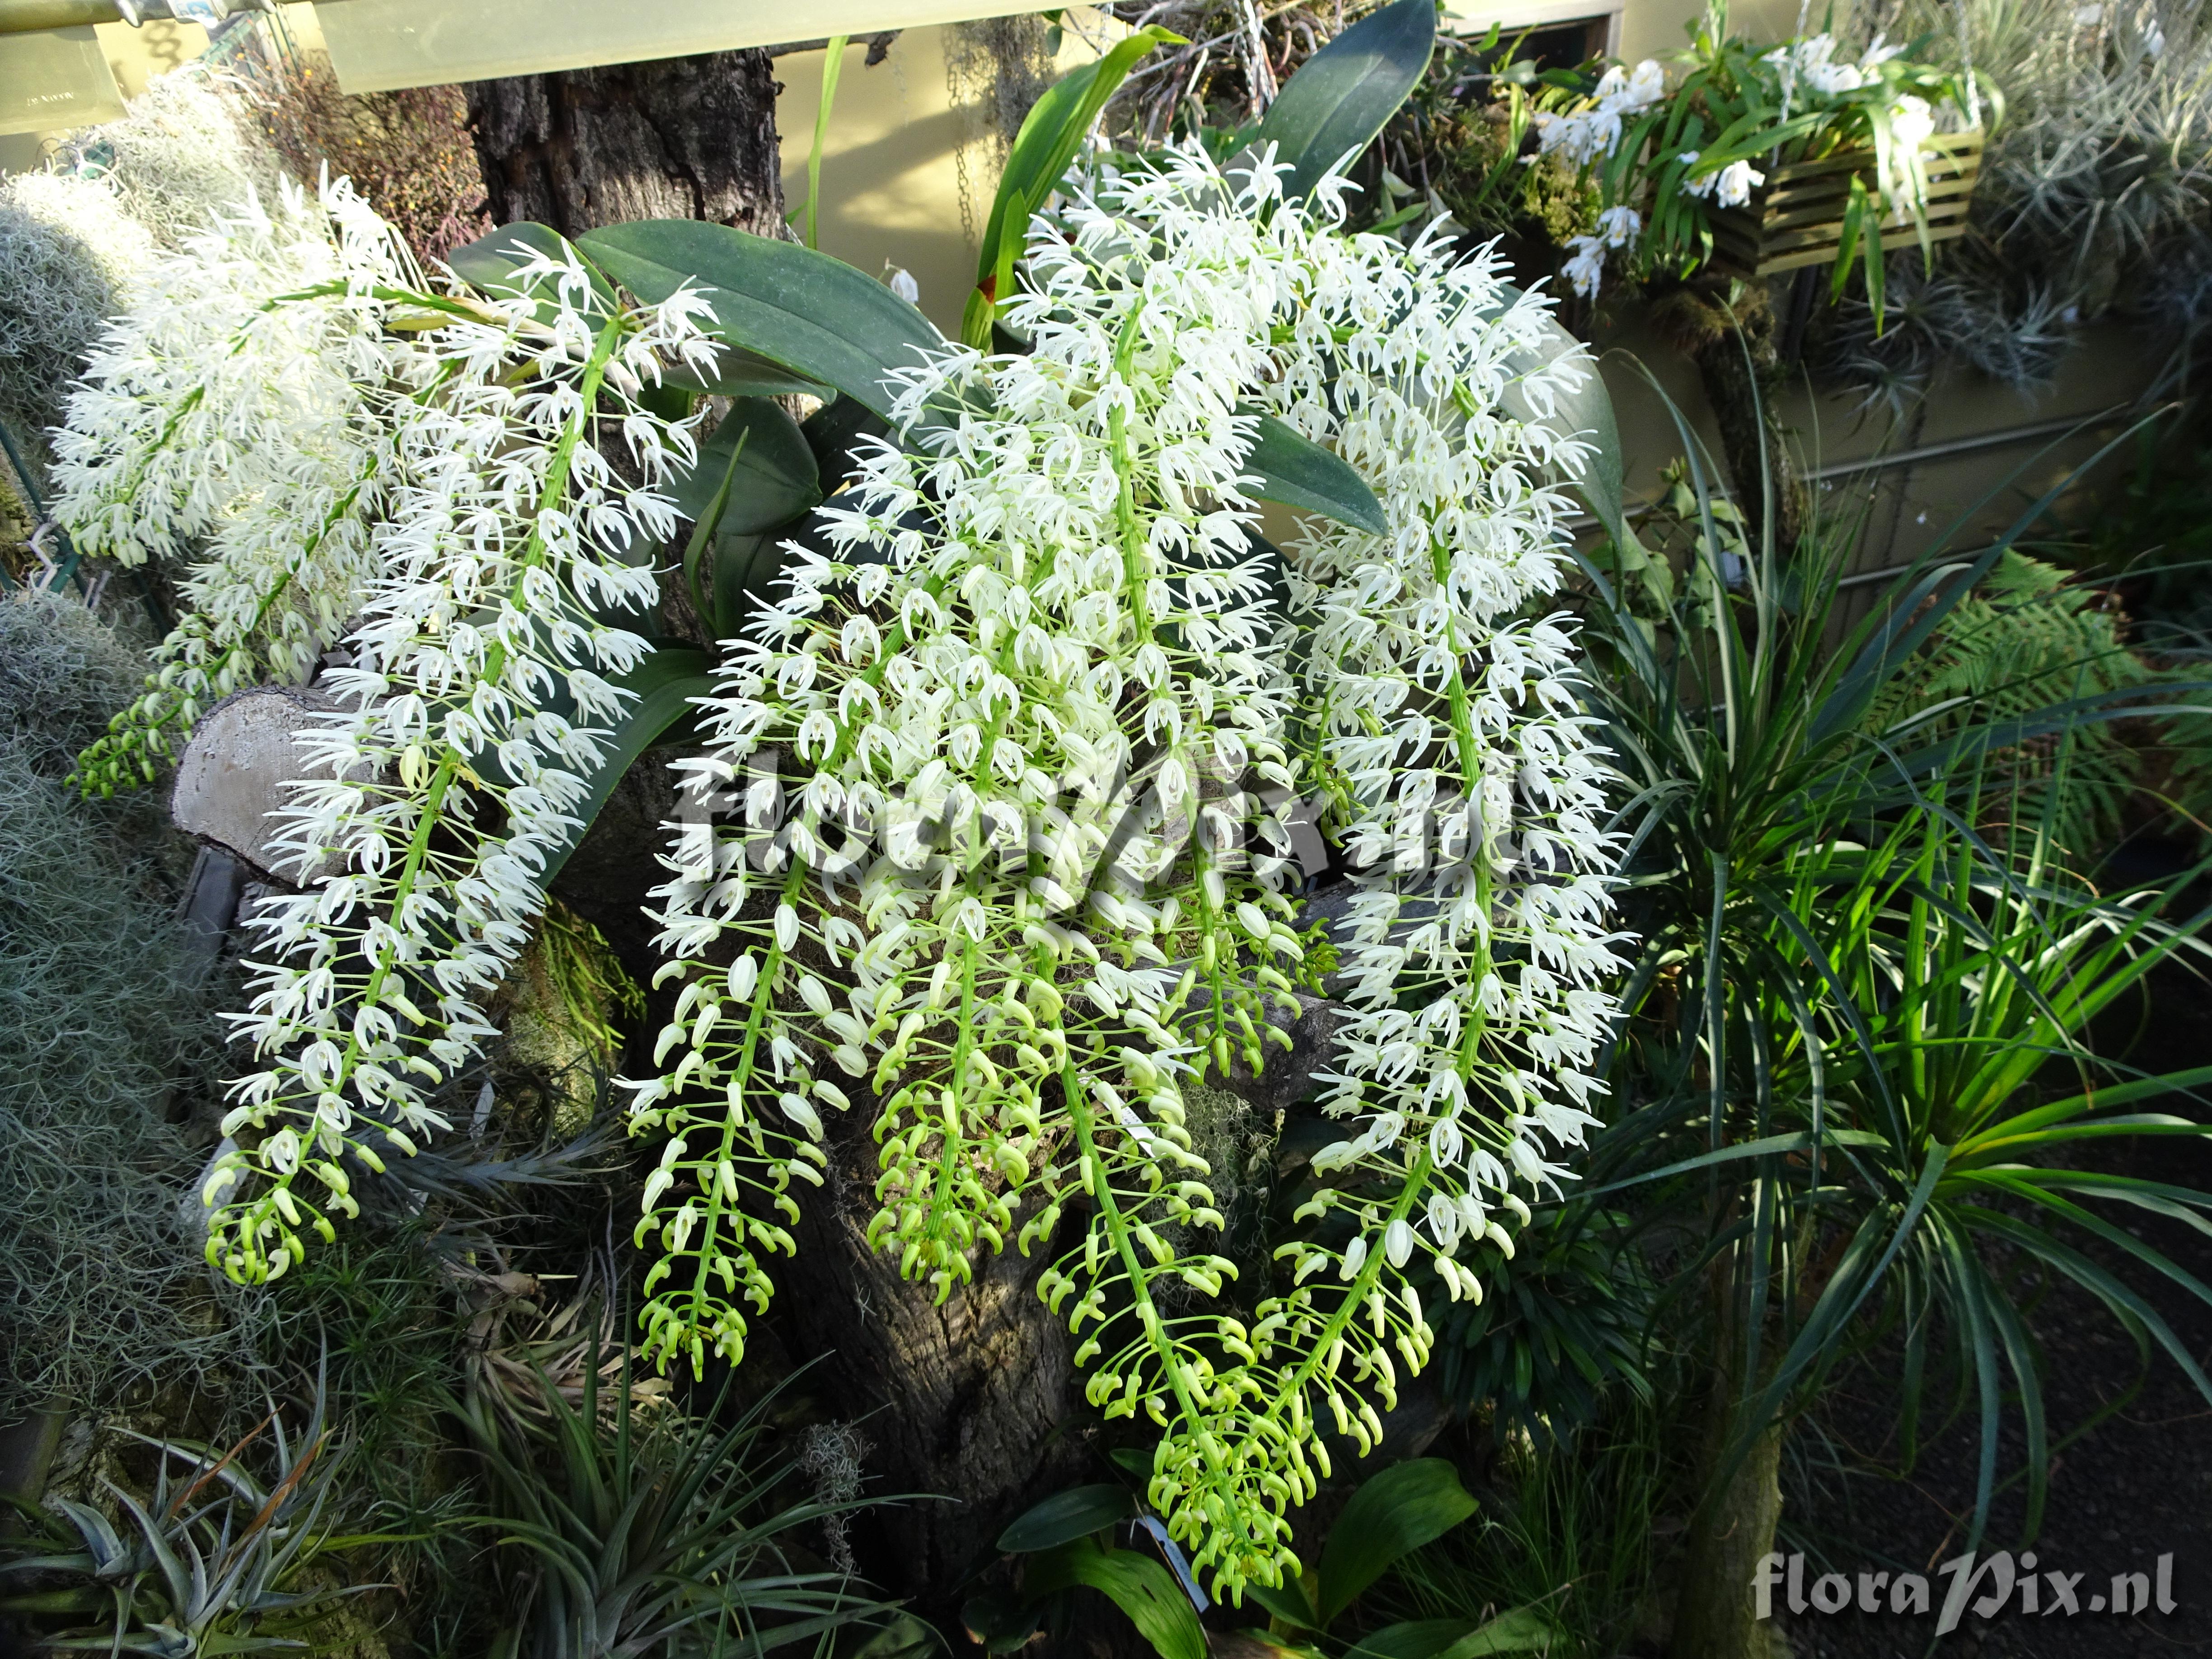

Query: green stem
[
  {"left": 1108, "top": 300, "right": 1152, "bottom": 644},
  {"left": 1294, "top": 1149, "right": 1434, "bottom": 1411},
  {"left": 263, "top": 281, "right": 517, "bottom": 328},
  {"left": 1257, "top": 533, "right": 1494, "bottom": 1419},
  {"left": 681, "top": 861, "right": 812, "bottom": 1326},
  {"left": 1061, "top": 1058, "right": 1237, "bottom": 1494},
  {"left": 924, "top": 932, "right": 983, "bottom": 1263},
  {"left": 802, "top": 37, "right": 850, "bottom": 250}
]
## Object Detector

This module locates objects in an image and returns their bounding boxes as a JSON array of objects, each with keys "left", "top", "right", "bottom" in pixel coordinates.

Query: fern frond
[{"left": 1873, "top": 550, "right": 2155, "bottom": 858}]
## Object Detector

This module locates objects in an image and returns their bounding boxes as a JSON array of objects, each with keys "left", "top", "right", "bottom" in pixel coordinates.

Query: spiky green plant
[
  {"left": 453, "top": 1334, "right": 904, "bottom": 1659},
  {"left": 1526, "top": 0, "right": 1984, "bottom": 315},
  {"left": 0, "top": 1373, "right": 387, "bottom": 1657},
  {"left": 1828, "top": 0, "right": 2212, "bottom": 390},
  {"left": 1576, "top": 384, "right": 2212, "bottom": 1655}
]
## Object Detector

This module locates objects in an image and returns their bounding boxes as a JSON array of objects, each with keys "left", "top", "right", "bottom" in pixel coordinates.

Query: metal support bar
[
  {"left": 1556, "top": 405, "right": 2140, "bottom": 544},
  {"left": 1802, "top": 405, "right": 2133, "bottom": 483},
  {"left": 0, "top": 0, "right": 128, "bottom": 26},
  {"left": 766, "top": 29, "right": 899, "bottom": 61}
]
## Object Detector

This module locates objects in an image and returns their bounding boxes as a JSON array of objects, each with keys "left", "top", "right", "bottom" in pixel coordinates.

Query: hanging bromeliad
[{"left": 52, "top": 0, "right": 1629, "bottom": 1598}]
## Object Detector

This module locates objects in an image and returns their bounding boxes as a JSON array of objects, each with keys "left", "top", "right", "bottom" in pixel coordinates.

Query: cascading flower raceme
[
  {"left": 1172, "top": 204, "right": 1631, "bottom": 1593},
  {"left": 623, "top": 152, "right": 1309, "bottom": 1456},
  {"left": 55, "top": 178, "right": 412, "bottom": 795},
  {"left": 198, "top": 242, "right": 722, "bottom": 1282},
  {"left": 625, "top": 148, "right": 1628, "bottom": 1601},
  {"left": 954, "top": 157, "right": 1629, "bottom": 1599}
]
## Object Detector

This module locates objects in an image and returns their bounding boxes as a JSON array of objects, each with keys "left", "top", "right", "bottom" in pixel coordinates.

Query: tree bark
[
  {"left": 763, "top": 987, "right": 1355, "bottom": 1625},
  {"left": 774, "top": 1115, "right": 1094, "bottom": 1619},
  {"left": 1668, "top": 1242, "right": 1788, "bottom": 1659},
  {"left": 1669, "top": 1384, "right": 1785, "bottom": 1659},
  {"left": 1655, "top": 281, "right": 1809, "bottom": 559},
  {"left": 464, "top": 50, "right": 787, "bottom": 238}
]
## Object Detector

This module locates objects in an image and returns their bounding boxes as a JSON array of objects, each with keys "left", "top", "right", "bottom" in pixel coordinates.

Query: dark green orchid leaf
[
  {"left": 961, "top": 1592, "right": 1043, "bottom": 1654},
  {"left": 666, "top": 400, "right": 821, "bottom": 538},
  {"left": 1348, "top": 1608, "right": 1562, "bottom": 1657},
  {"left": 1315, "top": 1459, "right": 1477, "bottom": 1629},
  {"left": 709, "top": 529, "right": 793, "bottom": 642},
  {"left": 801, "top": 393, "right": 893, "bottom": 492},
  {"left": 1247, "top": 1572, "right": 1324, "bottom": 1631},
  {"left": 996, "top": 1484, "right": 1136, "bottom": 1553},
  {"left": 577, "top": 220, "right": 940, "bottom": 423},
  {"left": 1021, "top": 1544, "right": 1206, "bottom": 1659},
  {"left": 662, "top": 350, "right": 833, "bottom": 402},
  {"left": 447, "top": 221, "right": 618, "bottom": 321},
  {"left": 1244, "top": 412, "right": 1387, "bottom": 535},
  {"left": 536, "top": 646, "right": 713, "bottom": 887},
  {"left": 1489, "top": 283, "right": 1632, "bottom": 560},
  {"left": 1254, "top": 0, "right": 1435, "bottom": 200}
]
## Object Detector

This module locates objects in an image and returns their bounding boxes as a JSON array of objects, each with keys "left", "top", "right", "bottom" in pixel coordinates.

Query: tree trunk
[
  {"left": 1655, "top": 281, "right": 1809, "bottom": 559},
  {"left": 764, "top": 988, "right": 1355, "bottom": 1627},
  {"left": 1668, "top": 1242, "right": 1787, "bottom": 1659},
  {"left": 1669, "top": 1384, "right": 1785, "bottom": 1659},
  {"left": 464, "top": 50, "right": 787, "bottom": 238},
  {"left": 775, "top": 1115, "right": 1094, "bottom": 1620}
]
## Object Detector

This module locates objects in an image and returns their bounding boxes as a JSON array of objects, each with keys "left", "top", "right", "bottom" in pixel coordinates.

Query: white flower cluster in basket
[
  {"left": 1536, "top": 61, "right": 1668, "bottom": 300},
  {"left": 1533, "top": 58, "right": 1666, "bottom": 167},
  {"left": 1763, "top": 31, "right": 1906, "bottom": 100},
  {"left": 1537, "top": 38, "right": 1924, "bottom": 301},
  {"left": 1678, "top": 152, "right": 1767, "bottom": 208}
]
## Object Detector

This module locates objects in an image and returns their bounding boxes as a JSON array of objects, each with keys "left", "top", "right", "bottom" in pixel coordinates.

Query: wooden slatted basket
[{"left": 1708, "top": 130, "right": 1983, "bottom": 279}]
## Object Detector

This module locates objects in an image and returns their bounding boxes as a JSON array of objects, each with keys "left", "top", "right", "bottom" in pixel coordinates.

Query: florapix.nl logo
[{"left": 1755, "top": 1550, "right": 2181, "bottom": 1636}]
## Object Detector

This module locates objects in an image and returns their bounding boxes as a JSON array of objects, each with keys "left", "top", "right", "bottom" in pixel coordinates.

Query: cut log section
[{"left": 168, "top": 685, "right": 358, "bottom": 882}]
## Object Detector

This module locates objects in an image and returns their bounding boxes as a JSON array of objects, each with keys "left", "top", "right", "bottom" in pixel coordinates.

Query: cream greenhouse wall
[
  {"left": 772, "top": 20, "right": 1108, "bottom": 341},
  {"left": 0, "top": 0, "right": 2164, "bottom": 576}
]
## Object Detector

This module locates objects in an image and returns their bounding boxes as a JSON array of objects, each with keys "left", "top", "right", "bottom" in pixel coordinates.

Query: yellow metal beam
[
  {"left": 0, "top": 2, "right": 123, "bottom": 28},
  {"left": 317, "top": 0, "right": 1057, "bottom": 94}
]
